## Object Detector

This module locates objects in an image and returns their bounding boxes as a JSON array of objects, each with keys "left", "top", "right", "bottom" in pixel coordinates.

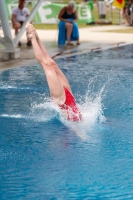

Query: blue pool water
[{"left": 1, "top": 45, "right": 133, "bottom": 199}]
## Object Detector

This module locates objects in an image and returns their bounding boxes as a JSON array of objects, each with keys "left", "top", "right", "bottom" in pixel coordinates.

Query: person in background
[
  {"left": 11, "top": 0, "right": 32, "bottom": 46},
  {"left": 123, "top": 0, "right": 133, "bottom": 26},
  {"left": 58, "top": 0, "right": 80, "bottom": 45},
  {"left": 26, "top": 22, "right": 82, "bottom": 122}
]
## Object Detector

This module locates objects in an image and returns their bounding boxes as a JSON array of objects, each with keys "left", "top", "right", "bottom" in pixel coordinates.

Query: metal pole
[
  {"left": 14, "top": 0, "right": 44, "bottom": 47},
  {"left": 119, "top": 9, "right": 122, "bottom": 25},
  {"left": 130, "top": 6, "right": 133, "bottom": 25},
  {"left": 110, "top": 3, "right": 113, "bottom": 22},
  {"left": 0, "top": 0, "right": 14, "bottom": 50}
]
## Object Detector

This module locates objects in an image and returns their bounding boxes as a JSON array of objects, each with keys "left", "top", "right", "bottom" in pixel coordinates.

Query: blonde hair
[{"left": 68, "top": 1, "right": 76, "bottom": 11}]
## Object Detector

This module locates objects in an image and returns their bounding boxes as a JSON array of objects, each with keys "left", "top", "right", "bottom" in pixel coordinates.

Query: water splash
[
  {"left": 1, "top": 114, "right": 23, "bottom": 118},
  {"left": 81, "top": 84, "right": 106, "bottom": 125},
  {"left": 30, "top": 80, "right": 106, "bottom": 127},
  {"left": 30, "top": 97, "right": 60, "bottom": 122},
  {"left": 0, "top": 78, "right": 106, "bottom": 141},
  {"left": 59, "top": 79, "right": 106, "bottom": 140}
]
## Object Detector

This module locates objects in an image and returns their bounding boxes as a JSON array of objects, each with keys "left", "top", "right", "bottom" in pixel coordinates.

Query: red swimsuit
[{"left": 59, "top": 87, "right": 82, "bottom": 122}]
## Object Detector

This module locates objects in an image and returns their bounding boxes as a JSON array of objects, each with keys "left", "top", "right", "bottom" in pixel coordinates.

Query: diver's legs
[
  {"left": 26, "top": 23, "right": 72, "bottom": 93},
  {"left": 26, "top": 23, "right": 65, "bottom": 105}
]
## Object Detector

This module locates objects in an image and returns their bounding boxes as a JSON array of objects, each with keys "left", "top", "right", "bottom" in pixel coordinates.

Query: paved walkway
[{"left": 0, "top": 25, "right": 133, "bottom": 70}]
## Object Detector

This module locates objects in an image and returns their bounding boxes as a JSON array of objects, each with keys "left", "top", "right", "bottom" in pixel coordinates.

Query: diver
[{"left": 26, "top": 23, "right": 82, "bottom": 122}]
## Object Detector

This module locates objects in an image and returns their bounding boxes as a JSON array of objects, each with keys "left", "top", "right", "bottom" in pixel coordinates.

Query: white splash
[
  {"left": 81, "top": 85, "right": 106, "bottom": 126},
  {"left": 59, "top": 83, "right": 106, "bottom": 141},
  {"left": 30, "top": 98, "right": 60, "bottom": 122},
  {"left": 1, "top": 114, "right": 23, "bottom": 118},
  {"left": 28, "top": 80, "right": 106, "bottom": 141}
]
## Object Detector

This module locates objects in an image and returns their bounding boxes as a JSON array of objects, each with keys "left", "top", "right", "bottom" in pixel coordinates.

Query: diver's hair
[{"left": 68, "top": 1, "right": 76, "bottom": 11}]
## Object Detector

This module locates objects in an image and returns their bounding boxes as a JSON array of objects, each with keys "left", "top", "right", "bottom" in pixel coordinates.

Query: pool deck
[{"left": 0, "top": 25, "right": 133, "bottom": 71}]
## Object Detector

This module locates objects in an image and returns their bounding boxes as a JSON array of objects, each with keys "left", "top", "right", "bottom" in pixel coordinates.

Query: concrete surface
[{"left": 0, "top": 25, "right": 133, "bottom": 71}]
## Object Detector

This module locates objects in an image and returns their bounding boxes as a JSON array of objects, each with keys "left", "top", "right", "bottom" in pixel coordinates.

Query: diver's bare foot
[{"left": 26, "top": 22, "right": 36, "bottom": 40}]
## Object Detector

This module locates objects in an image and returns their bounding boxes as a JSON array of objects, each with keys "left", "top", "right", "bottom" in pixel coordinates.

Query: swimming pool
[{"left": 1, "top": 44, "right": 133, "bottom": 199}]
